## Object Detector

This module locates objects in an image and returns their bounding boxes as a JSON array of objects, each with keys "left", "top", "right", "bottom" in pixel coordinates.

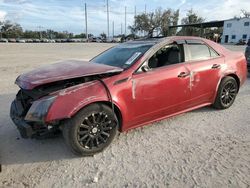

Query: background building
[{"left": 222, "top": 17, "right": 250, "bottom": 43}]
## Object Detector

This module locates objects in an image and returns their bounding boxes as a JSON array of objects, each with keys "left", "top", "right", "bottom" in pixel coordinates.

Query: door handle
[
  {"left": 211, "top": 64, "right": 221, "bottom": 69},
  {"left": 178, "top": 72, "right": 190, "bottom": 78}
]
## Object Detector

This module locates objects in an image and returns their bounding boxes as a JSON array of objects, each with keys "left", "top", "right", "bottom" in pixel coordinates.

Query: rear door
[{"left": 185, "top": 40, "right": 224, "bottom": 105}]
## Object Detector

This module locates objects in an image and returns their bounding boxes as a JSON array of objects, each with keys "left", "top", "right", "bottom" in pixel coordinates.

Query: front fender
[{"left": 45, "top": 81, "right": 109, "bottom": 122}]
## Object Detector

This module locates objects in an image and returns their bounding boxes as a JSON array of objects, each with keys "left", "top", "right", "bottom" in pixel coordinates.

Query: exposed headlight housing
[{"left": 25, "top": 95, "right": 57, "bottom": 123}]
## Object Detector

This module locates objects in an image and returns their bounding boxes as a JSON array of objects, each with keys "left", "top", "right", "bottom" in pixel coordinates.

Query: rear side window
[
  {"left": 188, "top": 44, "right": 211, "bottom": 61},
  {"left": 187, "top": 44, "right": 219, "bottom": 61}
]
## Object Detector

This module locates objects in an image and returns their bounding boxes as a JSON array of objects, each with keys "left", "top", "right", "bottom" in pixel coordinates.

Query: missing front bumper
[
  {"left": 10, "top": 100, "right": 35, "bottom": 138},
  {"left": 10, "top": 100, "right": 58, "bottom": 139}
]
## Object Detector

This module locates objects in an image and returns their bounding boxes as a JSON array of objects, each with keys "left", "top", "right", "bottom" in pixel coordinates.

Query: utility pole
[
  {"left": 144, "top": 4, "right": 147, "bottom": 37},
  {"left": 0, "top": 22, "right": 3, "bottom": 39},
  {"left": 125, "top": 6, "right": 127, "bottom": 36},
  {"left": 107, "top": 0, "right": 109, "bottom": 38},
  {"left": 38, "top": 26, "right": 43, "bottom": 39},
  {"left": 84, "top": 2, "right": 88, "bottom": 41},
  {"left": 121, "top": 23, "right": 123, "bottom": 35},
  {"left": 134, "top": 6, "right": 137, "bottom": 36},
  {"left": 112, "top": 21, "right": 114, "bottom": 39}
]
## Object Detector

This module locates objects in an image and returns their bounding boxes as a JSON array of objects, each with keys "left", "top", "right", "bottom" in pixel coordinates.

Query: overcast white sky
[{"left": 0, "top": 0, "right": 249, "bottom": 35}]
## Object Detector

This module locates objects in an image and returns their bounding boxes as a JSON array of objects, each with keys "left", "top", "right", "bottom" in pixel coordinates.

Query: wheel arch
[
  {"left": 73, "top": 101, "right": 123, "bottom": 132},
  {"left": 213, "top": 73, "right": 240, "bottom": 103},
  {"left": 97, "top": 101, "right": 123, "bottom": 132},
  {"left": 224, "top": 73, "right": 240, "bottom": 92}
]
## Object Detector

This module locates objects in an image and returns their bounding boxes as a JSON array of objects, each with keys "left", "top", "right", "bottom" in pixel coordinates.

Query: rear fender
[
  {"left": 212, "top": 53, "right": 247, "bottom": 103},
  {"left": 212, "top": 71, "right": 240, "bottom": 103}
]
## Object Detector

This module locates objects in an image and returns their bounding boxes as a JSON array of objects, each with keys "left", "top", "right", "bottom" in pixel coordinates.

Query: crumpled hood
[{"left": 16, "top": 60, "right": 123, "bottom": 90}]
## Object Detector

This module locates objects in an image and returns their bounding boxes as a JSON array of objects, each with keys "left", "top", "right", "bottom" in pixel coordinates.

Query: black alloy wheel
[
  {"left": 63, "top": 104, "right": 118, "bottom": 156},
  {"left": 220, "top": 80, "right": 237, "bottom": 107},
  {"left": 77, "top": 112, "right": 114, "bottom": 149},
  {"left": 213, "top": 76, "right": 238, "bottom": 109}
]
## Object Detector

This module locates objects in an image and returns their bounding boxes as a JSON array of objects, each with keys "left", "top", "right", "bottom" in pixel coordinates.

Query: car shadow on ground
[{"left": 0, "top": 92, "right": 216, "bottom": 165}]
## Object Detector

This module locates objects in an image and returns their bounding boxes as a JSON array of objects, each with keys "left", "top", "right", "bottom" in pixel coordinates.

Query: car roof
[
  {"left": 120, "top": 36, "right": 228, "bottom": 54},
  {"left": 126, "top": 36, "right": 227, "bottom": 56},
  {"left": 125, "top": 37, "right": 165, "bottom": 45},
  {"left": 125, "top": 36, "right": 207, "bottom": 45}
]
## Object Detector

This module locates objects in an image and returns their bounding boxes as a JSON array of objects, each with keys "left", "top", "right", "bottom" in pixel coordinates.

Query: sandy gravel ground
[{"left": 0, "top": 43, "right": 249, "bottom": 188}]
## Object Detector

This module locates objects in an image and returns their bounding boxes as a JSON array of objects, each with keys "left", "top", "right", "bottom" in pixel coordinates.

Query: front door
[{"left": 129, "top": 44, "right": 191, "bottom": 128}]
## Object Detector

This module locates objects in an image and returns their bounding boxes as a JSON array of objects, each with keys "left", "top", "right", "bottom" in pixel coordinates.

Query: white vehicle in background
[
  {"left": 41, "top": 38, "right": 49, "bottom": 43},
  {"left": 8, "top": 38, "right": 16, "bottom": 43},
  {"left": 69, "top": 39, "right": 82, "bottom": 43},
  {"left": 55, "top": 39, "right": 62, "bottom": 43},
  {"left": 81, "top": 38, "right": 88, "bottom": 43},
  {"left": 0, "top": 38, "right": 8, "bottom": 43},
  {"left": 33, "top": 39, "right": 41, "bottom": 43},
  {"left": 113, "top": 37, "right": 122, "bottom": 43},
  {"left": 16, "top": 39, "right": 26, "bottom": 43},
  {"left": 106, "top": 37, "right": 114, "bottom": 43},
  {"left": 25, "top": 39, "right": 33, "bottom": 43}
]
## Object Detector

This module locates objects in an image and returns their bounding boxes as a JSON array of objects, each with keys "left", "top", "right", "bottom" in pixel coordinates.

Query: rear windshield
[{"left": 91, "top": 43, "right": 153, "bottom": 69}]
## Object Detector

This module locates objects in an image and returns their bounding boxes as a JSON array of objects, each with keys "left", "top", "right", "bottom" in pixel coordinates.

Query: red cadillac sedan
[{"left": 10, "top": 36, "right": 247, "bottom": 156}]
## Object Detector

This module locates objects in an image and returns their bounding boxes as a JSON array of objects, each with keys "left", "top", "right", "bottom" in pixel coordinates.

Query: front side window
[
  {"left": 91, "top": 43, "right": 153, "bottom": 69},
  {"left": 187, "top": 44, "right": 219, "bottom": 61},
  {"left": 147, "top": 44, "right": 184, "bottom": 69}
]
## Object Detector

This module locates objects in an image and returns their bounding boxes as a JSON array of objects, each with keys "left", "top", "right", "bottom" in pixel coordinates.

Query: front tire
[
  {"left": 63, "top": 103, "right": 118, "bottom": 156},
  {"left": 213, "top": 76, "right": 238, "bottom": 109}
]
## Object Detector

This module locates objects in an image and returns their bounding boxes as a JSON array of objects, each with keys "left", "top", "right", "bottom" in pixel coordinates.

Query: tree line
[
  {"left": 1, "top": 8, "right": 248, "bottom": 39},
  {"left": 0, "top": 20, "right": 92, "bottom": 39},
  {"left": 130, "top": 8, "right": 207, "bottom": 37}
]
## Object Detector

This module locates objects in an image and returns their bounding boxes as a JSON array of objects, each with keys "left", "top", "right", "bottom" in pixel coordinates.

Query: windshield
[{"left": 91, "top": 43, "right": 153, "bottom": 69}]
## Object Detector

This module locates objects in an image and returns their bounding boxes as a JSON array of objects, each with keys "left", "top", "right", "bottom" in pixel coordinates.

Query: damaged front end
[
  {"left": 11, "top": 74, "right": 121, "bottom": 139},
  {"left": 10, "top": 61, "right": 123, "bottom": 139},
  {"left": 11, "top": 76, "right": 102, "bottom": 138},
  {"left": 10, "top": 90, "right": 58, "bottom": 138}
]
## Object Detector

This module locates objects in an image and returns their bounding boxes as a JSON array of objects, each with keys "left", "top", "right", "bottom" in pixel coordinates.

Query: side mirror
[{"left": 141, "top": 65, "right": 150, "bottom": 72}]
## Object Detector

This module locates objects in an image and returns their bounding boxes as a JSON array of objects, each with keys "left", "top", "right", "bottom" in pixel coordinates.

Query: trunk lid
[{"left": 16, "top": 60, "right": 123, "bottom": 90}]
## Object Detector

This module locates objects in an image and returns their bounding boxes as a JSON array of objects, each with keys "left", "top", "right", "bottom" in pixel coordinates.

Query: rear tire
[
  {"left": 213, "top": 76, "right": 238, "bottom": 109},
  {"left": 62, "top": 103, "right": 118, "bottom": 156}
]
